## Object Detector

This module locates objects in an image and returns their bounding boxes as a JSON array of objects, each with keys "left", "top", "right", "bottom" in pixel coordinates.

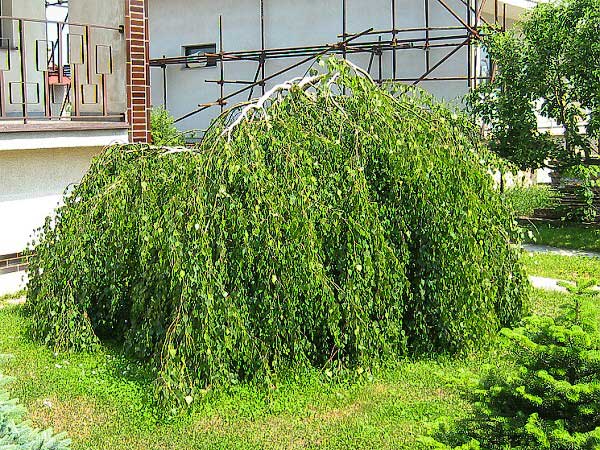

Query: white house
[
  {"left": 147, "top": 0, "right": 536, "bottom": 134},
  {"left": 0, "top": 0, "right": 150, "bottom": 294}
]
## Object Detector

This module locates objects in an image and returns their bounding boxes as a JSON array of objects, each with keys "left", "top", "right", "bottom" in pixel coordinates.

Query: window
[
  {"left": 183, "top": 44, "right": 217, "bottom": 69},
  {"left": 479, "top": 46, "right": 492, "bottom": 79},
  {"left": 0, "top": 0, "right": 13, "bottom": 49}
]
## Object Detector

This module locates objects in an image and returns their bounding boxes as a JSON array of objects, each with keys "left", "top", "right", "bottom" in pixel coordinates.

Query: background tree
[{"left": 468, "top": 0, "right": 600, "bottom": 171}]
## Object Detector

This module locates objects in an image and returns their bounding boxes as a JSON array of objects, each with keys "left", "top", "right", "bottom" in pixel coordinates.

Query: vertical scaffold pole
[
  {"left": 467, "top": 0, "right": 472, "bottom": 88},
  {"left": 219, "top": 15, "right": 224, "bottom": 113},
  {"left": 425, "top": 0, "right": 430, "bottom": 72},
  {"left": 342, "top": 0, "right": 347, "bottom": 61},
  {"left": 260, "top": 0, "right": 266, "bottom": 95},
  {"left": 391, "top": 0, "right": 397, "bottom": 80}
]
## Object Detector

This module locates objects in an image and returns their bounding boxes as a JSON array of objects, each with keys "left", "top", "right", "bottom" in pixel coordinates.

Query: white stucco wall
[
  {"left": 148, "top": 0, "right": 477, "bottom": 133},
  {"left": 0, "top": 123, "right": 128, "bottom": 256},
  {"left": 0, "top": 145, "right": 116, "bottom": 256},
  {"left": 0, "top": 271, "right": 27, "bottom": 296}
]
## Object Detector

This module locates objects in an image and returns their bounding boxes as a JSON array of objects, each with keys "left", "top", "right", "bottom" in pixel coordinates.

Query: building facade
[
  {"left": 0, "top": 0, "right": 151, "bottom": 293},
  {"left": 0, "top": 0, "right": 536, "bottom": 294},
  {"left": 147, "top": 0, "right": 532, "bottom": 134}
]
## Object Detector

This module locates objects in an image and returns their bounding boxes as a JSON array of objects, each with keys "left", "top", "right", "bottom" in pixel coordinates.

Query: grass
[
  {"left": 524, "top": 222, "right": 600, "bottom": 253},
  {"left": 527, "top": 288, "right": 598, "bottom": 323},
  {"left": 1, "top": 251, "right": 597, "bottom": 449},
  {"left": 0, "top": 289, "right": 26, "bottom": 303},
  {"left": 0, "top": 304, "right": 490, "bottom": 450},
  {"left": 522, "top": 253, "right": 600, "bottom": 282}
]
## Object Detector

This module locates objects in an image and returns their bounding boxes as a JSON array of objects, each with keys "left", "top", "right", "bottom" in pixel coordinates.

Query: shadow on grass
[{"left": 523, "top": 221, "right": 600, "bottom": 253}]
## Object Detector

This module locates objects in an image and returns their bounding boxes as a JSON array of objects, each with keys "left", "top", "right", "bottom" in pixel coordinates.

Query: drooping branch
[
  {"left": 222, "top": 74, "right": 327, "bottom": 140},
  {"left": 221, "top": 59, "right": 379, "bottom": 140}
]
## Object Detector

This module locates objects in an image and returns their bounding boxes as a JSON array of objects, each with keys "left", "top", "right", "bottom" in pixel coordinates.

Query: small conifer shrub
[
  {"left": 149, "top": 106, "right": 185, "bottom": 146},
  {"left": 0, "top": 367, "right": 70, "bottom": 449},
  {"left": 25, "top": 58, "right": 527, "bottom": 405},
  {"left": 426, "top": 316, "right": 600, "bottom": 449}
]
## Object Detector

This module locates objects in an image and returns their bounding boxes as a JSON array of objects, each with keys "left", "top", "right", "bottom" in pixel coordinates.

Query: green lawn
[
  {"left": 522, "top": 253, "right": 600, "bottom": 282},
  {"left": 0, "top": 252, "right": 597, "bottom": 449},
  {"left": 524, "top": 222, "right": 600, "bottom": 253},
  {"left": 0, "top": 303, "right": 487, "bottom": 449},
  {"left": 0, "top": 289, "right": 25, "bottom": 303}
]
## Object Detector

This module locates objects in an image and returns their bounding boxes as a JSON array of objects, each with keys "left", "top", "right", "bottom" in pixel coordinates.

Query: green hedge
[
  {"left": 25, "top": 58, "right": 527, "bottom": 405},
  {"left": 503, "top": 185, "right": 558, "bottom": 217}
]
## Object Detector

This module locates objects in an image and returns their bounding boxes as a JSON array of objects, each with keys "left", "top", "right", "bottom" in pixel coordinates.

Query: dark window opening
[{"left": 183, "top": 43, "right": 217, "bottom": 69}]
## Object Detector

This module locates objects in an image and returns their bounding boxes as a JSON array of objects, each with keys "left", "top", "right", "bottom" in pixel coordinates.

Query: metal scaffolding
[{"left": 149, "top": 0, "right": 508, "bottom": 126}]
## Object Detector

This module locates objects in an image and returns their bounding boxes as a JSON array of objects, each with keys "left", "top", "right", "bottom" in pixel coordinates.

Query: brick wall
[
  {"left": 125, "top": 0, "right": 151, "bottom": 143},
  {"left": 0, "top": 253, "right": 29, "bottom": 275}
]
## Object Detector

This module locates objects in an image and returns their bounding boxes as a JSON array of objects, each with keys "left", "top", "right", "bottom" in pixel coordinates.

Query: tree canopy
[
  {"left": 25, "top": 59, "right": 527, "bottom": 406},
  {"left": 468, "top": 0, "right": 600, "bottom": 170}
]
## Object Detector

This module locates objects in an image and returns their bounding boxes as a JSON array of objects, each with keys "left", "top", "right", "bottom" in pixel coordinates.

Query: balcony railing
[{"left": 0, "top": 15, "right": 126, "bottom": 125}]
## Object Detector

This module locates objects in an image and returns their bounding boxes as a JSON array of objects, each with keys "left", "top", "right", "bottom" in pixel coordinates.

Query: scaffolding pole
[{"left": 149, "top": 0, "right": 493, "bottom": 126}]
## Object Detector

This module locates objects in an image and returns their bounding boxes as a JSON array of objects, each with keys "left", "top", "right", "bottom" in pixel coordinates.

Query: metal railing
[{"left": 0, "top": 15, "right": 125, "bottom": 125}]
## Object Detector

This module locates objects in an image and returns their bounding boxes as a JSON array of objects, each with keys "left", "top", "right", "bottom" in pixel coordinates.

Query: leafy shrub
[
  {"left": 0, "top": 364, "right": 71, "bottom": 449},
  {"left": 425, "top": 316, "right": 600, "bottom": 449},
  {"left": 468, "top": 0, "right": 600, "bottom": 171},
  {"left": 563, "top": 165, "right": 600, "bottom": 222},
  {"left": 25, "top": 58, "right": 527, "bottom": 405},
  {"left": 503, "top": 185, "right": 558, "bottom": 217},
  {"left": 150, "top": 107, "right": 185, "bottom": 146}
]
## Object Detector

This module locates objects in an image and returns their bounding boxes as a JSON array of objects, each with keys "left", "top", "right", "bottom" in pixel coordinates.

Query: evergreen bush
[
  {"left": 0, "top": 363, "right": 70, "bottom": 449},
  {"left": 426, "top": 316, "right": 600, "bottom": 449},
  {"left": 25, "top": 58, "right": 527, "bottom": 405}
]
